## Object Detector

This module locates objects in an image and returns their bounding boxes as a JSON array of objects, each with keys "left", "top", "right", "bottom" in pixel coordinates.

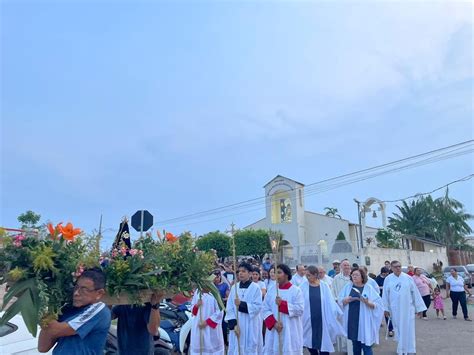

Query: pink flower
[
  {"left": 14, "top": 234, "right": 25, "bottom": 242},
  {"left": 111, "top": 250, "right": 118, "bottom": 258},
  {"left": 120, "top": 247, "right": 128, "bottom": 256},
  {"left": 129, "top": 249, "right": 138, "bottom": 256},
  {"left": 13, "top": 240, "right": 22, "bottom": 247}
]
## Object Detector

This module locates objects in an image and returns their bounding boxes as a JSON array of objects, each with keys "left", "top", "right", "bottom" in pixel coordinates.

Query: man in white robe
[
  {"left": 318, "top": 266, "right": 333, "bottom": 290},
  {"left": 263, "top": 263, "right": 304, "bottom": 355},
  {"left": 360, "top": 266, "right": 380, "bottom": 293},
  {"left": 382, "top": 260, "right": 427, "bottom": 355},
  {"left": 292, "top": 265, "right": 308, "bottom": 287},
  {"left": 302, "top": 265, "right": 345, "bottom": 354},
  {"left": 225, "top": 262, "right": 263, "bottom": 355},
  {"left": 331, "top": 259, "right": 352, "bottom": 353},
  {"left": 190, "top": 290, "right": 224, "bottom": 355}
]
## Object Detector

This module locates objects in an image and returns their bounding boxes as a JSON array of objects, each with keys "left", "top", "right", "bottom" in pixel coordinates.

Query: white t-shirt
[{"left": 446, "top": 275, "right": 465, "bottom": 292}]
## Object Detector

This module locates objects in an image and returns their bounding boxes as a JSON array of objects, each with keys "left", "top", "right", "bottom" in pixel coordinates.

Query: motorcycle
[
  {"left": 105, "top": 315, "right": 174, "bottom": 355},
  {"left": 158, "top": 300, "right": 193, "bottom": 354}
]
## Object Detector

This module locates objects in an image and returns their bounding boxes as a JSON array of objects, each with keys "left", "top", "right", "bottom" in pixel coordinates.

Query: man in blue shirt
[
  {"left": 327, "top": 260, "right": 340, "bottom": 278},
  {"left": 38, "top": 268, "right": 111, "bottom": 354},
  {"left": 262, "top": 257, "right": 273, "bottom": 272},
  {"left": 112, "top": 291, "right": 164, "bottom": 355}
]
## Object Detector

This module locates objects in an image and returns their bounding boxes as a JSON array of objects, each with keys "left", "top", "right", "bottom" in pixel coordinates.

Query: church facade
[{"left": 244, "top": 175, "right": 447, "bottom": 273}]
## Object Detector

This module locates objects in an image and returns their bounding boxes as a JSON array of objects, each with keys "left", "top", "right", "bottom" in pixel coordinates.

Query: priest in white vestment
[
  {"left": 318, "top": 267, "right": 333, "bottom": 290},
  {"left": 225, "top": 262, "right": 263, "bottom": 355},
  {"left": 190, "top": 289, "right": 225, "bottom": 355},
  {"left": 331, "top": 259, "right": 352, "bottom": 353},
  {"left": 263, "top": 263, "right": 304, "bottom": 355},
  {"left": 292, "top": 265, "right": 308, "bottom": 287},
  {"left": 302, "top": 265, "right": 345, "bottom": 354},
  {"left": 382, "top": 260, "right": 427, "bottom": 355}
]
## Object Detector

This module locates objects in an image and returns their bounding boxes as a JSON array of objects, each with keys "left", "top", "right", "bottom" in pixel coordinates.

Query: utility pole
[
  {"left": 96, "top": 214, "right": 103, "bottom": 253},
  {"left": 354, "top": 199, "right": 364, "bottom": 249}
]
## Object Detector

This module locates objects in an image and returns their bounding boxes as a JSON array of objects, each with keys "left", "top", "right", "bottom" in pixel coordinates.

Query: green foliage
[
  {"left": 388, "top": 190, "right": 473, "bottom": 250},
  {"left": 196, "top": 231, "right": 231, "bottom": 258},
  {"left": 17, "top": 210, "right": 41, "bottom": 228},
  {"left": 375, "top": 229, "right": 401, "bottom": 248},
  {"left": 336, "top": 231, "right": 346, "bottom": 240},
  {"left": 324, "top": 207, "right": 342, "bottom": 218},
  {"left": 234, "top": 229, "right": 272, "bottom": 260},
  {"left": 0, "top": 230, "right": 88, "bottom": 335}
]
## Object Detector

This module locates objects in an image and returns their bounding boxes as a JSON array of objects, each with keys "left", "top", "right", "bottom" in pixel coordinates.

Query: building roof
[
  {"left": 263, "top": 175, "right": 305, "bottom": 188},
  {"left": 403, "top": 234, "right": 445, "bottom": 247}
]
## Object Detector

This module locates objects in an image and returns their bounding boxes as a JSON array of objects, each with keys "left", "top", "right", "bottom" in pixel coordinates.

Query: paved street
[{"left": 323, "top": 290, "right": 474, "bottom": 355}]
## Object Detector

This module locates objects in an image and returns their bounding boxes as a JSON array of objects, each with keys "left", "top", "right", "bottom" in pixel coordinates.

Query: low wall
[{"left": 360, "top": 246, "right": 448, "bottom": 274}]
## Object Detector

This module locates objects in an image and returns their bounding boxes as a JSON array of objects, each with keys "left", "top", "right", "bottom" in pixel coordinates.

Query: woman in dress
[
  {"left": 338, "top": 268, "right": 384, "bottom": 355},
  {"left": 301, "top": 265, "right": 345, "bottom": 355}
]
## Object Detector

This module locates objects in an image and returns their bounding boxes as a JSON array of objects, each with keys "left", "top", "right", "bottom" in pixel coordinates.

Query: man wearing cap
[{"left": 328, "top": 260, "right": 340, "bottom": 278}]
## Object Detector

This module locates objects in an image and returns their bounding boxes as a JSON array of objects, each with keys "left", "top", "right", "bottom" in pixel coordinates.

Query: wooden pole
[
  {"left": 229, "top": 223, "right": 242, "bottom": 355},
  {"left": 199, "top": 292, "right": 203, "bottom": 355},
  {"left": 269, "top": 230, "right": 283, "bottom": 355}
]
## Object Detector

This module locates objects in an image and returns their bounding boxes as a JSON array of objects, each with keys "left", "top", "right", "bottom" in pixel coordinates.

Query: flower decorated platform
[{"left": 0, "top": 223, "right": 223, "bottom": 336}]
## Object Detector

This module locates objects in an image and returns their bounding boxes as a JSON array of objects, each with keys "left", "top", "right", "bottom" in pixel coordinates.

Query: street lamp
[{"left": 353, "top": 198, "right": 364, "bottom": 249}]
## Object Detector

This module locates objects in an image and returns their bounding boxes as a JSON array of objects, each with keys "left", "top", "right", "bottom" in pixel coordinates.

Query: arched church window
[{"left": 271, "top": 191, "right": 292, "bottom": 224}]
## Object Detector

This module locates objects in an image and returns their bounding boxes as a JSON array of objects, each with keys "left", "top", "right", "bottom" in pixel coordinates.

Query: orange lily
[
  {"left": 165, "top": 232, "right": 178, "bottom": 243},
  {"left": 156, "top": 230, "right": 162, "bottom": 241},
  {"left": 47, "top": 223, "right": 55, "bottom": 236},
  {"left": 47, "top": 222, "right": 63, "bottom": 239},
  {"left": 59, "top": 222, "right": 81, "bottom": 241}
]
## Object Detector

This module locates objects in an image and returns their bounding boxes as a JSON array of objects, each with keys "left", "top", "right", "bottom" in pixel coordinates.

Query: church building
[{"left": 244, "top": 175, "right": 447, "bottom": 273}]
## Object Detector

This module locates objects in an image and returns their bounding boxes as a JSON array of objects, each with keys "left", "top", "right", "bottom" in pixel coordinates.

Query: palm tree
[
  {"left": 388, "top": 196, "right": 436, "bottom": 239},
  {"left": 324, "top": 207, "right": 342, "bottom": 218},
  {"left": 388, "top": 190, "right": 473, "bottom": 257},
  {"left": 433, "top": 188, "right": 473, "bottom": 253}
]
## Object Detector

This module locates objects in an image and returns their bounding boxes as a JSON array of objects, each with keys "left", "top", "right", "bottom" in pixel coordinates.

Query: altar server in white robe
[
  {"left": 190, "top": 289, "right": 225, "bottom": 355},
  {"left": 225, "top": 262, "right": 263, "bottom": 355},
  {"left": 302, "top": 265, "right": 345, "bottom": 355},
  {"left": 338, "top": 268, "right": 384, "bottom": 355},
  {"left": 382, "top": 260, "right": 426, "bottom": 355},
  {"left": 263, "top": 263, "right": 304, "bottom": 355}
]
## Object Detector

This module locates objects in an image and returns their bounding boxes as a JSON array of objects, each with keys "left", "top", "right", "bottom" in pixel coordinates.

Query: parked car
[
  {"left": 0, "top": 313, "right": 52, "bottom": 355},
  {"left": 401, "top": 266, "right": 439, "bottom": 289},
  {"left": 442, "top": 266, "right": 471, "bottom": 288},
  {"left": 465, "top": 264, "right": 474, "bottom": 286}
]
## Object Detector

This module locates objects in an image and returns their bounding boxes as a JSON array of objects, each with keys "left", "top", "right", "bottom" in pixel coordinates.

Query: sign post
[{"left": 131, "top": 210, "right": 153, "bottom": 237}]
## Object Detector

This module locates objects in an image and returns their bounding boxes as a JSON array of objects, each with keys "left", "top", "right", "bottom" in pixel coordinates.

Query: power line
[
  {"left": 157, "top": 141, "right": 473, "bottom": 226},
  {"left": 162, "top": 172, "right": 473, "bottom": 230},
  {"left": 381, "top": 174, "right": 474, "bottom": 203}
]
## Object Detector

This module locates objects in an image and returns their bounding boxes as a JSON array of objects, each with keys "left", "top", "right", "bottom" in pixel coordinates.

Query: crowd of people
[{"left": 37, "top": 258, "right": 472, "bottom": 355}]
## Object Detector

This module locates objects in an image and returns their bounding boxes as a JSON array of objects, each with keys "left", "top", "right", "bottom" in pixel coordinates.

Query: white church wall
[{"left": 361, "top": 245, "right": 448, "bottom": 274}]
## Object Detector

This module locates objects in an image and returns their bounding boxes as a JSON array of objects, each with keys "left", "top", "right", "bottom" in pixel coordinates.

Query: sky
[{"left": 1, "top": 0, "right": 473, "bottom": 248}]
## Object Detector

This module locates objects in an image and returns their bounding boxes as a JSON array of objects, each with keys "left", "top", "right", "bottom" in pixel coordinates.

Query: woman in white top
[
  {"left": 252, "top": 267, "right": 267, "bottom": 298},
  {"left": 445, "top": 268, "right": 472, "bottom": 321}
]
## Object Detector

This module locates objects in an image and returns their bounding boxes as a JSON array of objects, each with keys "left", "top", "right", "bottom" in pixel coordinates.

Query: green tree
[
  {"left": 375, "top": 228, "right": 400, "bottom": 248},
  {"left": 196, "top": 231, "right": 231, "bottom": 258},
  {"left": 234, "top": 229, "right": 272, "bottom": 261},
  {"left": 388, "top": 196, "right": 436, "bottom": 238},
  {"left": 432, "top": 189, "right": 473, "bottom": 252},
  {"left": 388, "top": 190, "right": 473, "bottom": 255},
  {"left": 17, "top": 210, "right": 41, "bottom": 229},
  {"left": 336, "top": 231, "right": 346, "bottom": 240},
  {"left": 324, "top": 207, "right": 342, "bottom": 218}
]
